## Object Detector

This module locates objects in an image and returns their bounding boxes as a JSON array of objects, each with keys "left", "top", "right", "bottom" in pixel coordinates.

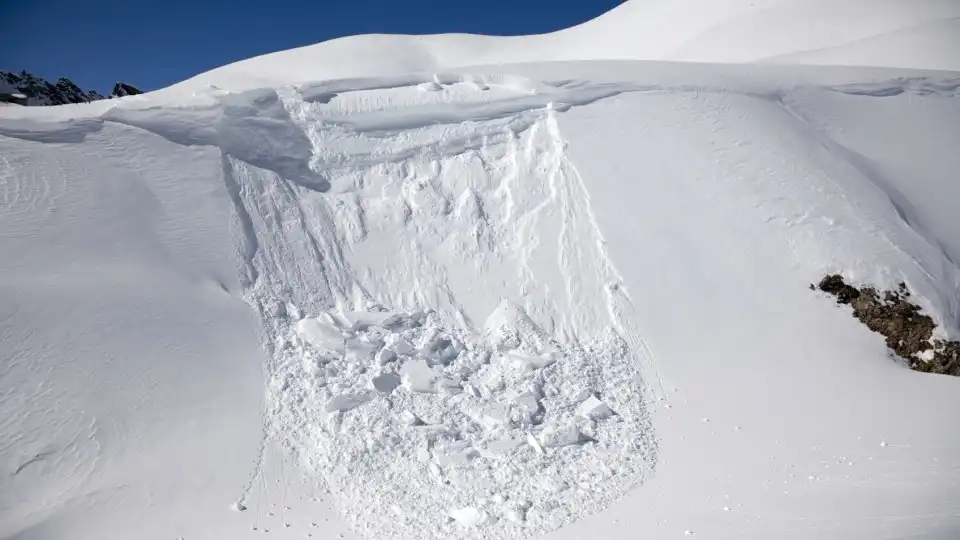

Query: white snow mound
[{"left": 167, "top": 0, "right": 960, "bottom": 93}]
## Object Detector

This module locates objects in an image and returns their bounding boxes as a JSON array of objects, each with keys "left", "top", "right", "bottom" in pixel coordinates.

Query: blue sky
[{"left": 0, "top": 0, "right": 622, "bottom": 93}]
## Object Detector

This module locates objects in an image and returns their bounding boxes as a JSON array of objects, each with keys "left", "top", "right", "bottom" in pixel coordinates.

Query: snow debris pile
[{"left": 266, "top": 301, "right": 655, "bottom": 539}]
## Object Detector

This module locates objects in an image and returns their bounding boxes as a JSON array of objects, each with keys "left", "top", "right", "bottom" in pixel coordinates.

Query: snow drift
[{"left": 2, "top": 1, "right": 960, "bottom": 540}]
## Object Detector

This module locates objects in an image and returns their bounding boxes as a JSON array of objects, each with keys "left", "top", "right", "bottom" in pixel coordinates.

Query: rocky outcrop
[
  {"left": 816, "top": 275, "right": 960, "bottom": 376},
  {"left": 110, "top": 82, "right": 143, "bottom": 97}
]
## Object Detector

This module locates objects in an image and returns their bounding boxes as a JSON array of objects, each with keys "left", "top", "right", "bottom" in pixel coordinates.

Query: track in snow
[{"left": 215, "top": 75, "right": 661, "bottom": 539}]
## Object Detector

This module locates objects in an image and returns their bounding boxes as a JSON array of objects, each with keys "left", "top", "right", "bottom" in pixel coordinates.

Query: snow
[
  {"left": 3, "top": 1, "right": 960, "bottom": 539},
  {"left": 164, "top": 0, "right": 960, "bottom": 94},
  {"left": 576, "top": 396, "right": 613, "bottom": 420}
]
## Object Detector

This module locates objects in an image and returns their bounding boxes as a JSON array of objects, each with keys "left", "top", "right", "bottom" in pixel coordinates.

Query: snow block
[
  {"left": 296, "top": 318, "right": 346, "bottom": 352},
  {"left": 399, "top": 358, "right": 441, "bottom": 393},
  {"left": 539, "top": 423, "right": 583, "bottom": 448},
  {"left": 576, "top": 395, "right": 614, "bottom": 420},
  {"left": 448, "top": 507, "right": 491, "bottom": 527},
  {"left": 325, "top": 392, "right": 373, "bottom": 412},
  {"left": 371, "top": 373, "right": 401, "bottom": 393}
]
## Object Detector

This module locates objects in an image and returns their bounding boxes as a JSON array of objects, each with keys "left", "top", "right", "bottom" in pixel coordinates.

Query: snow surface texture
[{"left": 3, "top": 1, "right": 960, "bottom": 539}]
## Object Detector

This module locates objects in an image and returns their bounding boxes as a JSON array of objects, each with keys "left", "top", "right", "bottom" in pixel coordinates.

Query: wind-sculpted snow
[
  {"left": 308, "top": 86, "right": 628, "bottom": 134},
  {"left": 102, "top": 90, "right": 331, "bottom": 192},
  {"left": 296, "top": 73, "right": 552, "bottom": 105},
  {"left": 0, "top": 117, "right": 104, "bottom": 143},
  {"left": 825, "top": 76, "right": 960, "bottom": 98}
]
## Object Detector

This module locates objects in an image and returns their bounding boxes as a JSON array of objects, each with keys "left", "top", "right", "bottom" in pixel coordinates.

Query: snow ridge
[{"left": 163, "top": 0, "right": 960, "bottom": 95}]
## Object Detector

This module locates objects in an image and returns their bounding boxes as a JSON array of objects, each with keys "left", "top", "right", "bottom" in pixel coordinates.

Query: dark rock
[
  {"left": 816, "top": 274, "right": 959, "bottom": 376},
  {"left": 1, "top": 70, "right": 142, "bottom": 106},
  {"left": 817, "top": 274, "right": 860, "bottom": 304},
  {"left": 111, "top": 82, "right": 143, "bottom": 97},
  {"left": 0, "top": 92, "right": 28, "bottom": 106}
]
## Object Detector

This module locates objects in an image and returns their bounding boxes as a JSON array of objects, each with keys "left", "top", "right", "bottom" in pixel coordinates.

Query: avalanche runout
[{"left": 270, "top": 305, "right": 655, "bottom": 539}]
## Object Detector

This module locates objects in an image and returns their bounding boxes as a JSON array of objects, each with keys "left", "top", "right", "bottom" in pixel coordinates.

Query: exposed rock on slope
[{"left": 817, "top": 275, "right": 960, "bottom": 375}]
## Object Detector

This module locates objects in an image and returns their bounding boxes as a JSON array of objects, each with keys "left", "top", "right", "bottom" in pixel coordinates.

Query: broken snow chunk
[
  {"left": 414, "top": 423, "right": 457, "bottom": 442},
  {"left": 511, "top": 392, "right": 542, "bottom": 425},
  {"left": 513, "top": 391, "right": 541, "bottom": 414},
  {"left": 437, "top": 377, "right": 463, "bottom": 395},
  {"left": 476, "top": 368, "right": 505, "bottom": 393},
  {"left": 504, "top": 351, "right": 557, "bottom": 371},
  {"left": 338, "top": 311, "right": 406, "bottom": 331},
  {"left": 376, "top": 348, "right": 397, "bottom": 365},
  {"left": 296, "top": 318, "right": 346, "bottom": 352},
  {"left": 400, "top": 358, "right": 441, "bottom": 393},
  {"left": 448, "top": 507, "right": 491, "bottom": 527},
  {"left": 302, "top": 356, "right": 321, "bottom": 376},
  {"left": 371, "top": 373, "right": 401, "bottom": 393},
  {"left": 325, "top": 392, "right": 373, "bottom": 413},
  {"left": 539, "top": 423, "right": 583, "bottom": 448},
  {"left": 576, "top": 395, "right": 614, "bottom": 420},
  {"left": 527, "top": 433, "right": 545, "bottom": 454},
  {"left": 390, "top": 339, "right": 415, "bottom": 356},
  {"left": 268, "top": 302, "right": 286, "bottom": 318},
  {"left": 361, "top": 334, "right": 385, "bottom": 348},
  {"left": 434, "top": 446, "right": 479, "bottom": 467},
  {"left": 345, "top": 341, "right": 378, "bottom": 363},
  {"left": 505, "top": 509, "right": 525, "bottom": 523},
  {"left": 397, "top": 410, "right": 422, "bottom": 426},
  {"left": 435, "top": 342, "right": 462, "bottom": 366},
  {"left": 463, "top": 383, "right": 482, "bottom": 398},
  {"left": 477, "top": 402, "right": 513, "bottom": 430},
  {"left": 417, "top": 328, "right": 440, "bottom": 350},
  {"left": 479, "top": 437, "right": 525, "bottom": 458},
  {"left": 538, "top": 476, "right": 568, "bottom": 493},
  {"left": 419, "top": 332, "right": 464, "bottom": 366}
]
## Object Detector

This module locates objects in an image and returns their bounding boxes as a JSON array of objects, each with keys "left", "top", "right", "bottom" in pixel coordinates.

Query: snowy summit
[{"left": 2, "top": 1, "right": 959, "bottom": 540}]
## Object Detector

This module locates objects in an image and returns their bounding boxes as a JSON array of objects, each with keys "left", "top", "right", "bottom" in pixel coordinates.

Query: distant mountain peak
[
  {"left": 1, "top": 70, "right": 142, "bottom": 106},
  {"left": 111, "top": 82, "right": 143, "bottom": 98}
]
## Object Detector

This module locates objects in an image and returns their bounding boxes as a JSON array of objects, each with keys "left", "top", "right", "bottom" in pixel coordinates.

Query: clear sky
[{"left": 0, "top": 0, "right": 623, "bottom": 93}]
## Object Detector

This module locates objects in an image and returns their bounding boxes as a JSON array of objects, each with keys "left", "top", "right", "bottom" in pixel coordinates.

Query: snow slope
[
  {"left": 166, "top": 0, "right": 960, "bottom": 93},
  {"left": 3, "top": 2, "right": 960, "bottom": 540}
]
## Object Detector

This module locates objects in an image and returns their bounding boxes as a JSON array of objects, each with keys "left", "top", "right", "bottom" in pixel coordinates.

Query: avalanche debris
[{"left": 268, "top": 306, "right": 655, "bottom": 539}]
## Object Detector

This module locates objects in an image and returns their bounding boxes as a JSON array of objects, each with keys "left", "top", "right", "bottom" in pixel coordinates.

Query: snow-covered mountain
[
  {"left": 0, "top": 71, "right": 142, "bottom": 106},
  {"left": 2, "top": 1, "right": 959, "bottom": 540},
  {"left": 168, "top": 0, "right": 960, "bottom": 93}
]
